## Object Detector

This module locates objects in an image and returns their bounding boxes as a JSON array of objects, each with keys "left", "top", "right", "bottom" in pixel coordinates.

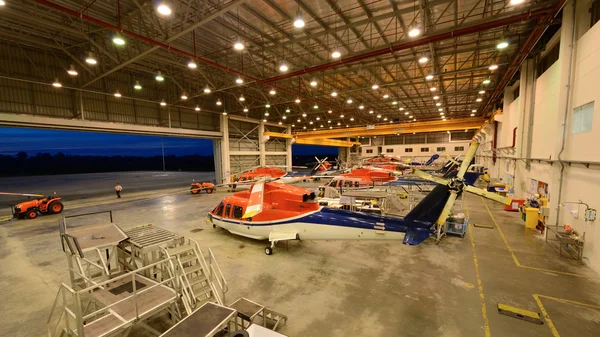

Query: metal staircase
[{"left": 161, "top": 238, "right": 228, "bottom": 315}]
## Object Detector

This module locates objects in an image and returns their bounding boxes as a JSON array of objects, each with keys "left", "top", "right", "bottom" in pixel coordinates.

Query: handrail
[
  {"left": 79, "top": 256, "right": 178, "bottom": 293},
  {"left": 208, "top": 248, "right": 228, "bottom": 292},
  {"left": 81, "top": 274, "right": 177, "bottom": 321},
  {"left": 160, "top": 246, "right": 197, "bottom": 306}
]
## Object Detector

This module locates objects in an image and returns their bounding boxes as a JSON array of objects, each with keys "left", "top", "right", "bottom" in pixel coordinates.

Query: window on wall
[
  {"left": 365, "top": 149, "right": 373, "bottom": 154},
  {"left": 405, "top": 148, "right": 413, "bottom": 153},
  {"left": 426, "top": 132, "right": 449, "bottom": 143},
  {"left": 455, "top": 146, "right": 465, "bottom": 151},
  {"left": 451, "top": 131, "right": 475, "bottom": 141},
  {"left": 572, "top": 102, "right": 594, "bottom": 134},
  {"left": 536, "top": 42, "right": 560, "bottom": 78},
  {"left": 437, "top": 147, "right": 446, "bottom": 152},
  {"left": 421, "top": 147, "right": 429, "bottom": 152},
  {"left": 386, "top": 148, "right": 394, "bottom": 153}
]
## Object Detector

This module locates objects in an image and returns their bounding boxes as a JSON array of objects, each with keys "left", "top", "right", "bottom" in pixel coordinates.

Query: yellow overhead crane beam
[
  {"left": 293, "top": 117, "right": 486, "bottom": 139},
  {"left": 264, "top": 132, "right": 360, "bottom": 148}
]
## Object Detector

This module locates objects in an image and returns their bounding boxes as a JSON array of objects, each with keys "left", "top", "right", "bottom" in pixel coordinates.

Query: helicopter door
[{"left": 232, "top": 206, "right": 246, "bottom": 226}]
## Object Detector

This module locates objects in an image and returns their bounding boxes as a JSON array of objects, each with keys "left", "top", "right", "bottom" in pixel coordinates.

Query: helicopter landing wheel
[
  {"left": 212, "top": 224, "right": 217, "bottom": 228},
  {"left": 264, "top": 246, "right": 273, "bottom": 255}
]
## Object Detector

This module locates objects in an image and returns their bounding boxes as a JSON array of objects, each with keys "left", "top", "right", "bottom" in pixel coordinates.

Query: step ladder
[{"left": 161, "top": 238, "right": 228, "bottom": 315}]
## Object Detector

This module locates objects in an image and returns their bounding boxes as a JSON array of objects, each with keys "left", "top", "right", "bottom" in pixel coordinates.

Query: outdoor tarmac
[{"left": 0, "top": 171, "right": 215, "bottom": 216}]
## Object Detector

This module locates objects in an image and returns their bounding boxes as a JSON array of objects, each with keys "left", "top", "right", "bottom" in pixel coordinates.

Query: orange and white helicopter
[{"left": 207, "top": 142, "right": 509, "bottom": 254}]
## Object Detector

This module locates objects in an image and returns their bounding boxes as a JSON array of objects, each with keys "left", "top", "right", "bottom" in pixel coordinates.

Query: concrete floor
[{"left": 1, "top": 173, "right": 599, "bottom": 337}]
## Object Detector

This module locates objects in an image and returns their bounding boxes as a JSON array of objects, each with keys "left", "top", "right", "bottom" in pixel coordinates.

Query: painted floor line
[
  {"left": 481, "top": 197, "right": 599, "bottom": 279},
  {"left": 533, "top": 294, "right": 600, "bottom": 337},
  {"left": 465, "top": 201, "right": 492, "bottom": 337}
]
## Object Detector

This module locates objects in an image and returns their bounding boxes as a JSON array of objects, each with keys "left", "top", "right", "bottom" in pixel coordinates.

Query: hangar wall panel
[{"left": 484, "top": 4, "right": 600, "bottom": 274}]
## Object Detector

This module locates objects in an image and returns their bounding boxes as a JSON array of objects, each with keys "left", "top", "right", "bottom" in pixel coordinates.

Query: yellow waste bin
[{"left": 525, "top": 207, "right": 539, "bottom": 229}]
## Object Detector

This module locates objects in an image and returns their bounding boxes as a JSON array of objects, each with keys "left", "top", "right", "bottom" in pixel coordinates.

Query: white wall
[
  {"left": 361, "top": 140, "right": 472, "bottom": 159},
  {"left": 482, "top": 0, "right": 600, "bottom": 273}
]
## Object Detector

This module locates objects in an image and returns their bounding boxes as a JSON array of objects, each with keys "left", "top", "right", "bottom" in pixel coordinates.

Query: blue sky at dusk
[{"left": 0, "top": 127, "right": 336, "bottom": 157}]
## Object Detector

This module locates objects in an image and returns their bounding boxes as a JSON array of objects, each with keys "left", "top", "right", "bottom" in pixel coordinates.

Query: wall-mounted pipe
[
  {"left": 498, "top": 127, "right": 518, "bottom": 149},
  {"left": 556, "top": 0, "right": 577, "bottom": 227}
]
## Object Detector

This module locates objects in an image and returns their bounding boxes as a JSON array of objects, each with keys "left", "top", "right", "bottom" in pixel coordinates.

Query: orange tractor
[
  {"left": 6, "top": 192, "right": 65, "bottom": 219},
  {"left": 190, "top": 181, "right": 215, "bottom": 194}
]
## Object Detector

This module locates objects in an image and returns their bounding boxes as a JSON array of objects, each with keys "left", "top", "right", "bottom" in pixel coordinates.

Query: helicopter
[{"left": 206, "top": 142, "right": 509, "bottom": 255}]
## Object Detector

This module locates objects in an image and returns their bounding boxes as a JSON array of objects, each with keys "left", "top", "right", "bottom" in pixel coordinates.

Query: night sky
[{"left": 0, "top": 127, "right": 336, "bottom": 157}]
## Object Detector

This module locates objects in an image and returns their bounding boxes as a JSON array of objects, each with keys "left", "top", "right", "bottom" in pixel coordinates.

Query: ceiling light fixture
[
  {"left": 331, "top": 91, "right": 338, "bottom": 97},
  {"left": 316, "top": 117, "right": 320, "bottom": 120},
  {"left": 359, "top": 105, "right": 364, "bottom": 109},
  {"left": 438, "top": 108, "right": 443, "bottom": 111},
  {"left": 476, "top": 98, "right": 482, "bottom": 102},
  {"left": 195, "top": 106, "right": 201, "bottom": 111},
  {"left": 134, "top": 81, "right": 142, "bottom": 90},
  {"left": 112, "top": 35, "right": 125, "bottom": 46},
  {"left": 283, "top": 116, "right": 287, "bottom": 120},
  {"left": 497, "top": 41, "right": 509, "bottom": 49},
  {"left": 404, "top": 112, "right": 409, "bottom": 115},
  {"left": 286, "top": 108, "right": 291, "bottom": 113},
  {"left": 204, "top": 86, "right": 211, "bottom": 94},
  {"left": 188, "top": 61, "right": 197, "bottom": 69},
  {"left": 350, "top": 117, "right": 354, "bottom": 121},
  {"left": 377, "top": 114, "right": 381, "bottom": 118},
  {"left": 331, "top": 50, "right": 341, "bottom": 58},
  {"left": 302, "top": 113, "right": 307, "bottom": 117},
  {"left": 239, "top": 95, "right": 245, "bottom": 101},
  {"left": 67, "top": 65, "right": 78, "bottom": 76},
  {"left": 346, "top": 98, "right": 353, "bottom": 104},
  {"left": 472, "top": 109, "right": 477, "bottom": 113},
  {"left": 181, "top": 93, "right": 188, "bottom": 100},
  {"left": 426, "top": 74, "right": 434, "bottom": 80},
  {"left": 510, "top": 0, "right": 525, "bottom": 4},
  {"left": 433, "top": 96, "right": 440, "bottom": 100},
  {"left": 155, "top": 71, "right": 164, "bottom": 82},
  {"left": 313, "top": 105, "right": 319, "bottom": 109},
  {"left": 243, "top": 108, "right": 249, "bottom": 112},
  {"left": 269, "top": 89, "right": 276, "bottom": 95},
  {"left": 369, "top": 110, "right": 374, "bottom": 114},
  {"left": 430, "top": 87, "right": 437, "bottom": 92},
  {"left": 235, "top": 77, "right": 244, "bottom": 84},
  {"left": 265, "top": 112, "right": 270, "bottom": 116},
  {"left": 483, "top": 78, "right": 491, "bottom": 85},
  {"left": 295, "top": 98, "right": 301, "bottom": 103},
  {"left": 489, "top": 64, "right": 498, "bottom": 71},
  {"left": 372, "top": 84, "right": 379, "bottom": 90},
  {"left": 216, "top": 99, "right": 222, "bottom": 106},
  {"left": 52, "top": 78, "right": 62, "bottom": 88},
  {"left": 160, "top": 99, "right": 167, "bottom": 106},
  {"left": 85, "top": 52, "right": 97, "bottom": 65},
  {"left": 328, "top": 110, "right": 332, "bottom": 114},
  {"left": 436, "top": 102, "right": 441, "bottom": 106},
  {"left": 470, "top": 113, "right": 475, "bottom": 117},
  {"left": 265, "top": 104, "right": 271, "bottom": 108},
  {"left": 392, "top": 101, "right": 397, "bottom": 105},
  {"left": 383, "top": 94, "right": 389, "bottom": 99},
  {"left": 293, "top": 10, "right": 305, "bottom": 28},
  {"left": 340, "top": 114, "right": 345, "bottom": 118},
  {"left": 157, "top": 3, "right": 172, "bottom": 15},
  {"left": 310, "top": 79, "right": 317, "bottom": 87},
  {"left": 279, "top": 62, "right": 289, "bottom": 72},
  {"left": 233, "top": 41, "right": 245, "bottom": 51},
  {"left": 408, "top": 27, "right": 421, "bottom": 37},
  {"left": 479, "top": 90, "right": 485, "bottom": 94},
  {"left": 418, "top": 56, "right": 429, "bottom": 64},
  {"left": 223, "top": 111, "right": 228, "bottom": 116}
]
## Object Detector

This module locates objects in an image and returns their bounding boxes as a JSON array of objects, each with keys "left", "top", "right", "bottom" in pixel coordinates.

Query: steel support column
[
  {"left": 259, "top": 121, "right": 266, "bottom": 167},
  {"left": 220, "top": 114, "right": 231, "bottom": 184},
  {"left": 286, "top": 125, "right": 292, "bottom": 172}
]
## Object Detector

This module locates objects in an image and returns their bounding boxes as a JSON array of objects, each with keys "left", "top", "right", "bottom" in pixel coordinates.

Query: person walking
[{"left": 114, "top": 183, "right": 123, "bottom": 198}]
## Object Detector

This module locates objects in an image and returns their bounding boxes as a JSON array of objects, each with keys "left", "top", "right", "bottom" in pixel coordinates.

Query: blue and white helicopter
[{"left": 208, "top": 142, "right": 509, "bottom": 255}]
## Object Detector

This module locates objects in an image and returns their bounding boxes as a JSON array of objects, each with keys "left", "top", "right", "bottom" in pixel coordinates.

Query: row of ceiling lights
[{"left": 48, "top": 0, "right": 522, "bottom": 127}]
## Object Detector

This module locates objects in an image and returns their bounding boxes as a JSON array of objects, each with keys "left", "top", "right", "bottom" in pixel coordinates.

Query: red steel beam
[
  {"left": 482, "top": 0, "right": 567, "bottom": 113},
  {"left": 263, "top": 6, "right": 557, "bottom": 83}
]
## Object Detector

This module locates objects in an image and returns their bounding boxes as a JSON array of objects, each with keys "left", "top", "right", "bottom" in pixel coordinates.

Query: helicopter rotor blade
[
  {"left": 464, "top": 185, "right": 512, "bottom": 205},
  {"left": 457, "top": 142, "right": 479, "bottom": 179},
  {"left": 412, "top": 169, "right": 450, "bottom": 186},
  {"left": 436, "top": 192, "right": 458, "bottom": 225}
]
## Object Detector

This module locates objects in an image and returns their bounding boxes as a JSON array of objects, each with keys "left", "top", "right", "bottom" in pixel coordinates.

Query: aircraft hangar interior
[{"left": 1, "top": 0, "right": 600, "bottom": 336}]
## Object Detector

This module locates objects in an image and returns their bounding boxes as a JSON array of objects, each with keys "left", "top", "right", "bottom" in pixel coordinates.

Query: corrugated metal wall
[{"left": 0, "top": 43, "right": 218, "bottom": 135}]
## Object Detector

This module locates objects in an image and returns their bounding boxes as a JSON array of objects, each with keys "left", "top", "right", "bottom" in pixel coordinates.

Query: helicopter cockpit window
[
  {"left": 232, "top": 206, "right": 243, "bottom": 219},
  {"left": 225, "top": 204, "right": 232, "bottom": 218},
  {"left": 344, "top": 180, "right": 353, "bottom": 187},
  {"left": 328, "top": 180, "right": 337, "bottom": 187},
  {"left": 214, "top": 202, "right": 224, "bottom": 216},
  {"left": 354, "top": 181, "right": 360, "bottom": 187}
]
